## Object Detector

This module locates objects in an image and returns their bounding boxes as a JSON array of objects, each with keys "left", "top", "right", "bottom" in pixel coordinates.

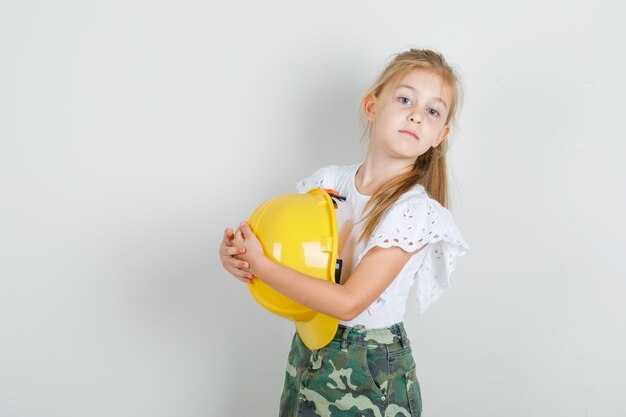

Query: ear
[
  {"left": 362, "top": 94, "right": 377, "bottom": 122},
  {"left": 432, "top": 125, "right": 450, "bottom": 148}
]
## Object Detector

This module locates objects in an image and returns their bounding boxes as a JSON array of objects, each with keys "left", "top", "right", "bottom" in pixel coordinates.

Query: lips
[{"left": 399, "top": 130, "right": 419, "bottom": 140}]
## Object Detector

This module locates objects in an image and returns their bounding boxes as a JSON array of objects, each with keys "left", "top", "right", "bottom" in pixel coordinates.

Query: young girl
[{"left": 219, "top": 48, "right": 470, "bottom": 417}]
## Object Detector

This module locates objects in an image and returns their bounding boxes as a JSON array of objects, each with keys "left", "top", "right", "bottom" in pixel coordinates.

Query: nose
[{"left": 409, "top": 111, "right": 421, "bottom": 124}]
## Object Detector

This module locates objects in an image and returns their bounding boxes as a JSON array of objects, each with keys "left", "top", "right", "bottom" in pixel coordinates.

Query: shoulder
[
  {"left": 392, "top": 189, "right": 470, "bottom": 314},
  {"left": 360, "top": 187, "right": 468, "bottom": 259},
  {"left": 356, "top": 186, "right": 470, "bottom": 314},
  {"left": 389, "top": 188, "right": 460, "bottom": 235},
  {"left": 295, "top": 163, "right": 357, "bottom": 193}
]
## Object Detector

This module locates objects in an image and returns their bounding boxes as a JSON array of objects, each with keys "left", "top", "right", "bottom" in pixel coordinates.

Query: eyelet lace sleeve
[
  {"left": 295, "top": 165, "right": 338, "bottom": 193},
  {"left": 356, "top": 193, "right": 470, "bottom": 314}
]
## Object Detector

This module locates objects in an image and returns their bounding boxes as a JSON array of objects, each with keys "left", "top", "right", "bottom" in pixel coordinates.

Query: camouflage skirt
[{"left": 279, "top": 322, "right": 422, "bottom": 417}]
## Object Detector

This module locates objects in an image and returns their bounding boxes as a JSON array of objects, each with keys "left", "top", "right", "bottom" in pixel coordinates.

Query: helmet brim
[{"left": 295, "top": 312, "right": 339, "bottom": 350}]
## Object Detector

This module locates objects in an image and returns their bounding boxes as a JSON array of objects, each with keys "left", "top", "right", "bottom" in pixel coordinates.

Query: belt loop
[
  {"left": 398, "top": 323, "right": 410, "bottom": 349},
  {"left": 341, "top": 326, "right": 351, "bottom": 352}
]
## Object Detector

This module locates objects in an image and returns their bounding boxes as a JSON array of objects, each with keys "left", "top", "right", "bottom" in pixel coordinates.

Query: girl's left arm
[{"left": 232, "top": 222, "right": 427, "bottom": 321}]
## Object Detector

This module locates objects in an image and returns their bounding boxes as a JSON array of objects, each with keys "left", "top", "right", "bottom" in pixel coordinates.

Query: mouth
[{"left": 399, "top": 130, "right": 419, "bottom": 140}]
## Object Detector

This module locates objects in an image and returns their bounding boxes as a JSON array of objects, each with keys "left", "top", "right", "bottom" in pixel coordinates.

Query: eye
[
  {"left": 428, "top": 108, "right": 440, "bottom": 117},
  {"left": 399, "top": 96, "right": 412, "bottom": 105}
]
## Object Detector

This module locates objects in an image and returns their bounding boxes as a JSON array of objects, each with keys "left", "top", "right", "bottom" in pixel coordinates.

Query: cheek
[
  {"left": 426, "top": 117, "right": 445, "bottom": 130},
  {"left": 380, "top": 115, "right": 397, "bottom": 131}
]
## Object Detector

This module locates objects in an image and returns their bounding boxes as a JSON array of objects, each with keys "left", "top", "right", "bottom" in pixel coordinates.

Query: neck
[{"left": 356, "top": 147, "right": 414, "bottom": 196}]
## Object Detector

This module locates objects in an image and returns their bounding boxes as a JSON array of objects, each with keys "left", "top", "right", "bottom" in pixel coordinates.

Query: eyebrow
[{"left": 396, "top": 84, "right": 448, "bottom": 109}]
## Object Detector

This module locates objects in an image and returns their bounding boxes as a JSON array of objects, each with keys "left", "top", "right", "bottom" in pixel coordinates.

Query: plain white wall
[{"left": 1, "top": 1, "right": 625, "bottom": 416}]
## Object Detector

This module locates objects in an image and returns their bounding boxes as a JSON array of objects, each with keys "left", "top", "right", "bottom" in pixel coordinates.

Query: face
[{"left": 365, "top": 69, "right": 451, "bottom": 162}]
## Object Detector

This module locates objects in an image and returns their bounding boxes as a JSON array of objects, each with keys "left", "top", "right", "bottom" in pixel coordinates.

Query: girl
[{"left": 219, "top": 48, "right": 470, "bottom": 417}]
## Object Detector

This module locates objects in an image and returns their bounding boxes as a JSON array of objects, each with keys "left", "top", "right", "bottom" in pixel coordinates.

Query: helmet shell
[{"left": 247, "top": 188, "right": 339, "bottom": 349}]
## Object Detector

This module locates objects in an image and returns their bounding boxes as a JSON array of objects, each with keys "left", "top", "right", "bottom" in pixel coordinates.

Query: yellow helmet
[{"left": 247, "top": 188, "right": 341, "bottom": 350}]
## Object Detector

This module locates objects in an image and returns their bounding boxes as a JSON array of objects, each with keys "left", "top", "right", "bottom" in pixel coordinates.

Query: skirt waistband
[{"left": 330, "top": 322, "right": 410, "bottom": 351}]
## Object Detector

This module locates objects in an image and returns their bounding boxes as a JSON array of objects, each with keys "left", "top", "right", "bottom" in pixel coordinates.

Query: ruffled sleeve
[
  {"left": 295, "top": 165, "right": 338, "bottom": 193},
  {"left": 356, "top": 192, "right": 470, "bottom": 315}
]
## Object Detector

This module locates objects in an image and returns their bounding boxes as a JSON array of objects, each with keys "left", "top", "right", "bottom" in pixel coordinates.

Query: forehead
[{"left": 394, "top": 69, "right": 450, "bottom": 107}]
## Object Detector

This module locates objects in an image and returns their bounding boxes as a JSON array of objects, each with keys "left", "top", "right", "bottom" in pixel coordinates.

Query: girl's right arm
[{"left": 218, "top": 228, "right": 253, "bottom": 284}]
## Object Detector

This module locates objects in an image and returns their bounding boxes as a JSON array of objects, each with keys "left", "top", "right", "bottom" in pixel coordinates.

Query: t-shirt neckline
[
  {"left": 351, "top": 162, "right": 426, "bottom": 199},
  {"left": 352, "top": 163, "right": 371, "bottom": 198}
]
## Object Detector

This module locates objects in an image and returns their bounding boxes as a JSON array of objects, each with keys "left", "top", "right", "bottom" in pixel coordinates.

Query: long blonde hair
[{"left": 356, "top": 48, "right": 464, "bottom": 244}]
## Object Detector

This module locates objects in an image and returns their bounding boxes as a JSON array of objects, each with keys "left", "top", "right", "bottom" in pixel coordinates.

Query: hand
[
  {"left": 219, "top": 227, "right": 253, "bottom": 284},
  {"left": 232, "top": 222, "right": 266, "bottom": 277}
]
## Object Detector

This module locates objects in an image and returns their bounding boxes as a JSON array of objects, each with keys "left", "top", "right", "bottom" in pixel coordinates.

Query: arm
[{"left": 233, "top": 222, "right": 428, "bottom": 321}]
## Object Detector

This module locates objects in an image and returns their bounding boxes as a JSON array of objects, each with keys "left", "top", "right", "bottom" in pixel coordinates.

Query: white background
[{"left": 1, "top": 1, "right": 625, "bottom": 416}]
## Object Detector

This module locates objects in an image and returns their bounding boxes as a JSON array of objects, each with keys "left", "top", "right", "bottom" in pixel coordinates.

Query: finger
[
  {"left": 220, "top": 246, "right": 245, "bottom": 257},
  {"left": 227, "top": 266, "right": 254, "bottom": 283},
  {"left": 231, "top": 273, "right": 251, "bottom": 284},
  {"left": 223, "top": 228, "right": 234, "bottom": 246},
  {"left": 239, "top": 222, "right": 253, "bottom": 239},
  {"left": 229, "top": 258, "right": 249, "bottom": 270},
  {"left": 227, "top": 246, "right": 246, "bottom": 256}
]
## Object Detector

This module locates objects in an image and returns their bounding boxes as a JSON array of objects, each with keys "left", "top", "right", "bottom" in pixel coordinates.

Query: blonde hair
[{"left": 356, "top": 48, "right": 464, "bottom": 244}]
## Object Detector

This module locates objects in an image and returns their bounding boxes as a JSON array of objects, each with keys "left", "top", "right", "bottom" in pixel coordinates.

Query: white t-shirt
[{"left": 296, "top": 162, "right": 470, "bottom": 328}]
